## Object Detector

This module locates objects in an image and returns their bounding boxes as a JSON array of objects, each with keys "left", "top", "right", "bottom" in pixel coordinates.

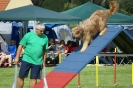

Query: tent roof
[
  {"left": 0, "top": 5, "right": 82, "bottom": 24},
  {"left": 61, "top": 2, "right": 133, "bottom": 24},
  {"left": 5, "top": 0, "right": 33, "bottom": 10}
]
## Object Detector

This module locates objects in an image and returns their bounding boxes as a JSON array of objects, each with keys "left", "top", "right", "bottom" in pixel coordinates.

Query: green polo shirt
[{"left": 19, "top": 32, "right": 48, "bottom": 65}]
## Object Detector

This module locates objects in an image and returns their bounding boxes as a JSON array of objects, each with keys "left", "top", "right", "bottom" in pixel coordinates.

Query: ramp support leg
[
  {"left": 96, "top": 56, "right": 99, "bottom": 87},
  {"left": 78, "top": 73, "right": 80, "bottom": 88},
  {"left": 132, "top": 62, "right": 133, "bottom": 86}
]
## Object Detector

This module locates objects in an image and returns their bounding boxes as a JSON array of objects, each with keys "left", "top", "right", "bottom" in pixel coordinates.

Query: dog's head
[{"left": 72, "top": 26, "right": 83, "bottom": 40}]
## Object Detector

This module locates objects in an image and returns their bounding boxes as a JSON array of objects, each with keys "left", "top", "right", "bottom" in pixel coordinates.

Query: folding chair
[{"left": 6, "top": 45, "right": 16, "bottom": 58}]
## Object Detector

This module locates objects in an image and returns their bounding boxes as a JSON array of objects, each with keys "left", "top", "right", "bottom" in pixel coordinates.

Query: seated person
[
  {"left": 65, "top": 40, "right": 73, "bottom": 56},
  {"left": 0, "top": 40, "right": 13, "bottom": 67},
  {"left": 46, "top": 38, "right": 56, "bottom": 65},
  {"left": 48, "top": 38, "right": 56, "bottom": 53},
  {"left": 56, "top": 40, "right": 66, "bottom": 53},
  {"left": 0, "top": 54, "right": 12, "bottom": 67},
  {"left": 99, "top": 47, "right": 113, "bottom": 65},
  {"left": 54, "top": 39, "right": 59, "bottom": 46},
  {"left": 0, "top": 40, "right": 3, "bottom": 57},
  {"left": 106, "top": 42, "right": 116, "bottom": 64},
  {"left": 56, "top": 40, "right": 66, "bottom": 62},
  {"left": 71, "top": 40, "right": 79, "bottom": 52}
]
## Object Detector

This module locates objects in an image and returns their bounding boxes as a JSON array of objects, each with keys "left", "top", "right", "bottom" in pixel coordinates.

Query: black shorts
[{"left": 19, "top": 61, "right": 42, "bottom": 79}]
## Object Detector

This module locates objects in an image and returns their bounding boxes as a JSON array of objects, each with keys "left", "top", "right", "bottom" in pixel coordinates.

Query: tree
[
  {"left": 34, "top": 0, "right": 133, "bottom": 15},
  {"left": 118, "top": 0, "right": 133, "bottom": 15},
  {"left": 31, "top": 0, "right": 45, "bottom": 7}
]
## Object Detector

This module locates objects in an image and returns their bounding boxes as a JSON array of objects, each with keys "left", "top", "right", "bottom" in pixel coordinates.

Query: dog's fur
[{"left": 72, "top": 1, "right": 119, "bottom": 52}]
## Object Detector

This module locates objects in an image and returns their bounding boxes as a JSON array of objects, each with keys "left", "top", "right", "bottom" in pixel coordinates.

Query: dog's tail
[{"left": 109, "top": 1, "right": 119, "bottom": 15}]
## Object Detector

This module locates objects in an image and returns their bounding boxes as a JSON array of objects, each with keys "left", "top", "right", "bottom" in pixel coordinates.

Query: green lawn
[{"left": 0, "top": 65, "right": 132, "bottom": 88}]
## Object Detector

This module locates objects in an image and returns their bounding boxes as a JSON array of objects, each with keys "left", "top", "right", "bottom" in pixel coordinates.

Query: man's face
[{"left": 36, "top": 28, "right": 45, "bottom": 36}]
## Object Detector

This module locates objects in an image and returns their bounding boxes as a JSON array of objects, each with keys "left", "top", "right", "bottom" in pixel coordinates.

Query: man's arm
[{"left": 14, "top": 45, "right": 23, "bottom": 64}]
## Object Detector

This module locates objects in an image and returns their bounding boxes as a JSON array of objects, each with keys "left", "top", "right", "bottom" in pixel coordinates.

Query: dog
[{"left": 72, "top": 1, "right": 119, "bottom": 52}]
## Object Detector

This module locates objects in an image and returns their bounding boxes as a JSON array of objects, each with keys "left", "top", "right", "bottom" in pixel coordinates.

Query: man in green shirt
[{"left": 14, "top": 23, "right": 48, "bottom": 88}]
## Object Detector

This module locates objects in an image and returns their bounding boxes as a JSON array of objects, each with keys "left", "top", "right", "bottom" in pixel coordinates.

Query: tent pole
[{"left": 33, "top": 20, "right": 36, "bottom": 31}]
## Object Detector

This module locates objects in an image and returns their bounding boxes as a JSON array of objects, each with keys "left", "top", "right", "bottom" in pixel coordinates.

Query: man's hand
[
  {"left": 41, "top": 62, "right": 45, "bottom": 69},
  {"left": 14, "top": 58, "right": 19, "bottom": 64},
  {"left": 42, "top": 62, "right": 45, "bottom": 67}
]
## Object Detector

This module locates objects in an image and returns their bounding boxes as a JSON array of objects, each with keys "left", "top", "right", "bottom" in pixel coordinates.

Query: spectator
[
  {"left": 0, "top": 40, "right": 3, "bottom": 57},
  {"left": 0, "top": 40, "right": 13, "bottom": 67},
  {"left": 56, "top": 40, "right": 66, "bottom": 53},
  {"left": 0, "top": 54, "right": 12, "bottom": 67},
  {"left": 99, "top": 47, "right": 112, "bottom": 65},
  {"left": 54, "top": 39, "right": 59, "bottom": 46},
  {"left": 106, "top": 42, "right": 116, "bottom": 64},
  {"left": 48, "top": 38, "right": 56, "bottom": 53},
  {"left": 65, "top": 40, "right": 73, "bottom": 56},
  {"left": 71, "top": 40, "right": 79, "bottom": 52},
  {"left": 5, "top": 40, "right": 17, "bottom": 61},
  {"left": 55, "top": 40, "right": 66, "bottom": 63},
  {"left": 46, "top": 38, "right": 56, "bottom": 65}
]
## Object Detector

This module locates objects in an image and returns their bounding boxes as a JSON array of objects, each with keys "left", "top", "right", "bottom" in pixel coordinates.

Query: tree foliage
[
  {"left": 31, "top": 0, "right": 45, "bottom": 7},
  {"left": 117, "top": 0, "right": 133, "bottom": 15},
  {"left": 34, "top": 0, "right": 133, "bottom": 15},
  {"left": 42, "top": 0, "right": 89, "bottom": 12}
]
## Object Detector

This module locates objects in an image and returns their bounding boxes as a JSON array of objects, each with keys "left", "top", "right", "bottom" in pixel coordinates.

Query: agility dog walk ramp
[{"left": 34, "top": 25, "right": 122, "bottom": 88}]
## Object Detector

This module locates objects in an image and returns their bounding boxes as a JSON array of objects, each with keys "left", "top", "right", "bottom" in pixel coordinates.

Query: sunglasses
[{"left": 39, "top": 30, "right": 44, "bottom": 33}]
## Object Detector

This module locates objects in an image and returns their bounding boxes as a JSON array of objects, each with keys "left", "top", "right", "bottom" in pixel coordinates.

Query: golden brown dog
[{"left": 72, "top": 1, "right": 119, "bottom": 52}]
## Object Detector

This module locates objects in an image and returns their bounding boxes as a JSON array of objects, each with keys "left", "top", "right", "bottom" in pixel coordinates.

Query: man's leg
[
  {"left": 30, "top": 64, "right": 42, "bottom": 88},
  {"left": 30, "top": 79, "right": 37, "bottom": 88},
  {"left": 18, "top": 61, "right": 31, "bottom": 88},
  {"left": 17, "top": 77, "right": 24, "bottom": 88}
]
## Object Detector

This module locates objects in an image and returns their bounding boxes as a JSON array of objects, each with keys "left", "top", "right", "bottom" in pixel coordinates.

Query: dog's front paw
[
  {"left": 80, "top": 49, "right": 84, "bottom": 52},
  {"left": 80, "top": 44, "right": 88, "bottom": 52},
  {"left": 80, "top": 48, "right": 86, "bottom": 52},
  {"left": 99, "top": 33, "right": 103, "bottom": 36}
]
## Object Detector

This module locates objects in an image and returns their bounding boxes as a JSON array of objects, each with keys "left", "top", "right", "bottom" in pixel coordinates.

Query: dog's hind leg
[
  {"left": 99, "top": 27, "right": 107, "bottom": 36},
  {"left": 80, "top": 36, "right": 92, "bottom": 52}
]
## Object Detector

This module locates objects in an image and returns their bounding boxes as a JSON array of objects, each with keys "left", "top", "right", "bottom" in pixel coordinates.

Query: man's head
[{"left": 35, "top": 23, "right": 45, "bottom": 36}]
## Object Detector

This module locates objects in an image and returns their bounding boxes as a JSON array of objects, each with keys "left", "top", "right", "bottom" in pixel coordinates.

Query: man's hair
[{"left": 36, "top": 23, "right": 45, "bottom": 30}]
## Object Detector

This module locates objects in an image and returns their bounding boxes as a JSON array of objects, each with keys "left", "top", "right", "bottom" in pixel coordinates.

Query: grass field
[{"left": 0, "top": 64, "right": 132, "bottom": 88}]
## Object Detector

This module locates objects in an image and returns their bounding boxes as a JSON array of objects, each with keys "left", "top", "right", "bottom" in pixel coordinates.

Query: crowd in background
[
  {"left": 0, "top": 37, "right": 125, "bottom": 67},
  {"left": 0, "top": 37, "right": 80, "bottom": 67},
  {"left": 46, "top": 38, "right": 79, "bottom": 66}
]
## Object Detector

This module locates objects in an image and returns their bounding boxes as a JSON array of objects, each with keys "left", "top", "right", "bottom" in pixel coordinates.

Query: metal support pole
[
  {"left": 132, "top": 62, "right": 133, "bottom": 86},
  {"left": 96, "top": 56, "right": 99, "bottom": 87},
  {"left": 78, "top": 73, "right": 80, "bottom": 88},
  {"left": 114, "top": 48, "right": 117, "bottom": 86},
  {"left": 59, "top": 52, "right": 62, "bottom": 63},
  {"left": 43, "top": 67, "right": 48, "bottom": 88},
  {"left": 11, "top": 64, "right": 17, "bottom": 88}
]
